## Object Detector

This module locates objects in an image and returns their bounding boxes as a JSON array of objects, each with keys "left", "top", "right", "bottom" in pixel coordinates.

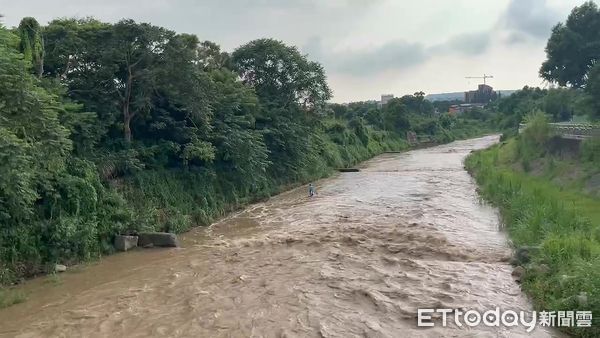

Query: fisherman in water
[{"left": 308, "top": 183, "right": 316, "bottom": 197}]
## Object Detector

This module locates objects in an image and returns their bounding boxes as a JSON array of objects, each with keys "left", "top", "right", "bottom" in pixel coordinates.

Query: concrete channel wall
[{"left": 519, "top": 122, "right": 600, "bottom": 140}]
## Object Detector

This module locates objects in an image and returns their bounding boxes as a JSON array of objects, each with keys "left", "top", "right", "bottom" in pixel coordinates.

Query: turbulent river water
[{"left": 0, "top": 136, "right": 557, "bottom": 337}]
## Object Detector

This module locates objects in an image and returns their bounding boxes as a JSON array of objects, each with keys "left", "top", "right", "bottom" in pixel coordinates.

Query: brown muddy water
[{"left": 0, "top": 136, "right": 557, "bottom": 337}]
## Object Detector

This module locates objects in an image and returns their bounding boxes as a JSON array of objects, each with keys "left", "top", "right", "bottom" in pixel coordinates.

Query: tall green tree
[
  {"left": 17, "top": 17, "right": 44, "bottom": 77},
  {"left": 43, "top": 18, "right": 110, "bottom": 81},
  {"left": 231, "top": 39, "right": 331, "bottom": 111},
  {"left": 44, "top": 19, "right": 215, "bottom": 152},
  {"left": 209, "top": 69, "right": 269, "bottom": 193},
  {"left": 43, "top": 18, "right": 118, "bottom": 147},
  {"left": 110, "top": 20, "right": 173, "bottom": 143},
  {"left": 540, "top": 1, "right": 600, "bottom": 88},
  {"left": 383, "top": 98, "right": 411, "bottom": 132},
  {"left": 139, "top": 32, "right": 215, "bottom": 165}
]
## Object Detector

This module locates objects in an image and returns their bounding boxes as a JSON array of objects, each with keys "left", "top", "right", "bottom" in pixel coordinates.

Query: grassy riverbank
[{"left": 465, "top": 117, "right": 600, "bottom": 337}]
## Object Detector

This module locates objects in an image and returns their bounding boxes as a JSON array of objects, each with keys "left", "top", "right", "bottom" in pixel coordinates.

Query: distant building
[
  {"left": 381, "top": 94, "right": 394, "bottom": 104},
  {"left": 448, "top": 103, "right": 485, "bottom": 115},
  {"left": 465, "top": 84, "right": 497, "bottom": 104},
  {"left": 378, "top": 94, "right": 394, "bottom": 108}
]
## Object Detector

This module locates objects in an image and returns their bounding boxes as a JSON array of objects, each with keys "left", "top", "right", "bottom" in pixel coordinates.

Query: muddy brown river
[{"left": 0, "top": 136, "right": 557, "bottom": 337}]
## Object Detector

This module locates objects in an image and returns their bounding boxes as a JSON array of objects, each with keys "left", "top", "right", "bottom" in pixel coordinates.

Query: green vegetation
[
  {"left": 468, "top": 1, "right": 600, "bottom": 137},
  {"left": 0, "top": 288, "right": 26, "bottom": 309},
  {"left": 0, "top": 16, "right": 492, "bottom": 288},
  {"left": 465, "top": 4, "right": 600, "bottom": 335},
  {"left": 490, "top": 87, "right": 589, "bottom": 134},
  {"left": 466, "top": 114, "right": 600, "bottom": 337},
  {"left": 540, "top": 1, "right": 600, "bottom": 89},
  {"left": 541, "top": 0, "right": 600, "bottom": 122}
]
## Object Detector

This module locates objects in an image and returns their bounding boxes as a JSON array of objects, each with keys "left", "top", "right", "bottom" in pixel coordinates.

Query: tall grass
[
  {"left": 0, "top": 288, "right": 26, "bottom": 309},
  {"left": 466, "top": 128, "right": 600, "bottom": 337}
]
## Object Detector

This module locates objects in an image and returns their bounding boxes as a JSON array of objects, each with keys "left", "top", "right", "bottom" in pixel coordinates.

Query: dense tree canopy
[
  {"left": 16, "top": 17, "right": 44, "bottom": 77},
  {"left": 540, "top": 1, "right": 600, "bottom": 88},
  {"left": 383, "top": 98, "right": 411, "bottom": 132},
  {"left": 232, "top": 39, "right": 331, "bottom": 111}
]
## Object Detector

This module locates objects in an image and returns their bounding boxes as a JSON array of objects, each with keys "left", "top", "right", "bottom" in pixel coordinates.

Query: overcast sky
[{"left": 0, "top": 0, "right": 596, "bottom": 102}]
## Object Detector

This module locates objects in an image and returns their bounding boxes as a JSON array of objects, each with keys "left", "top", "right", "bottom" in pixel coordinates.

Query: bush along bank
[
  {"left": 118, "top": 121, "right": 410, "bottom": 237},
  {"left": 465, "top": 114, "right": 600, "bottom": 337}
]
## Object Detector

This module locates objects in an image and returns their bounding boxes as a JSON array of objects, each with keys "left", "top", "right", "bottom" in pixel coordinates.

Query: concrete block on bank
[
  {"left": 54, "top": 264, "right": 67, "bottom": 273},
  {"left": 114, "top": 235, "right": 138, "bottom": 252},
  {"left": 138, "top": 232, "right": 180, "bottom": 248}
]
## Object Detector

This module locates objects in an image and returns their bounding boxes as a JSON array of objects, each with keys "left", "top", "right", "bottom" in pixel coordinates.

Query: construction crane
[{"left": 465, "top": 74, "right": 494, "bottom": 85}]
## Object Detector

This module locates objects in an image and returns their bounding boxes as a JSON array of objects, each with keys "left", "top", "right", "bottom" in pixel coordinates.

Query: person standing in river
[{"left": 308, "top": 183, "right": 316, "bottom": 197}]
